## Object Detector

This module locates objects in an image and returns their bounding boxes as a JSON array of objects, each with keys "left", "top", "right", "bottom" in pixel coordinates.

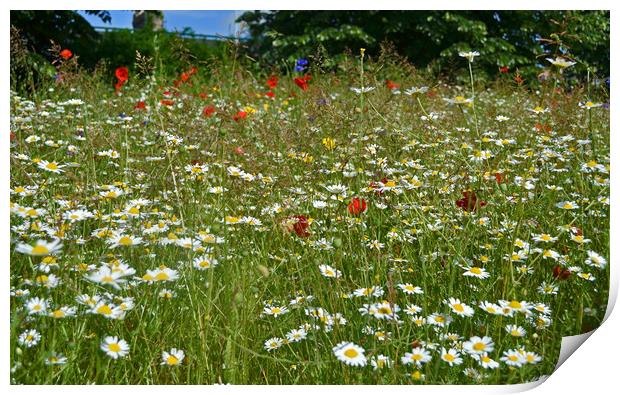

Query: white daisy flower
[
  {"left": 161, "top": 348, "right": 185, "bottom": 366},
  {"left": 100, "top": 336, "right": 130, "bottom": 359},
  {"left": 333, "top": 341, "right": 367, "bottom": 367}
]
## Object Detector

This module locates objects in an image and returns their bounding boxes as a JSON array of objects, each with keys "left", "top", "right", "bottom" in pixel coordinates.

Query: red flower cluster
[
  {"left": 134, "top": 101, "right": 146, "bottom": 110},
  {"left": 456, "top": 191, "right": 487, "bottom": 212},
  {"left": 60, "top": 49, "right": 72, "bottom": 60},
  {"left": 348, "top": 197, "right": 367, "bottom": 216},
  {"left": 499, "top": 66, "right": 510, "bottom": 74},
  {"left": 173, "top": 66, "right": 198, "bottom": 87},
  {"left": 294, "top": 74, "right": 312, "bottom": 91},
  {"left": 266, "top": 75, "right": 279, "bottom": 89},
  {"left": 114, "top": 66, "right": 129, "bottom": 91}
]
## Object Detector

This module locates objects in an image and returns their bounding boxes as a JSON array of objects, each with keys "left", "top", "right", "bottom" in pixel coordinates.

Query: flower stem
[
  {"left": 416, "top": 97, "right": 430, "bottom": 118},
  {"left": 468, "top": 61, "right": 480, "bottom": 141}
]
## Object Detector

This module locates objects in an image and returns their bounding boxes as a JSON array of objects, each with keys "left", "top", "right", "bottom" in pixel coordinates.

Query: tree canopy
[{"left": 237, "top": 10, "right": 610, "bottom": 79}]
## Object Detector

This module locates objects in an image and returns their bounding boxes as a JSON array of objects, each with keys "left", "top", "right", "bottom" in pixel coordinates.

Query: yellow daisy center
[
  {"left": 97, "top": 305, "right": 113, "bottom": 315},
  {"left": 31, "top": 245, "right": 49, "bottom": 255},
  {"left": 344, "top": 348, "right": 359, "bottom": 358},
  {"left": 155, "top": 272, "right": 170, "bottom": 281},
  {"left": 118, "top": 236, "right": 133, "bottom": 246},
  {"left": 378, "top": 307, "right": 392, "bottom": 315}
]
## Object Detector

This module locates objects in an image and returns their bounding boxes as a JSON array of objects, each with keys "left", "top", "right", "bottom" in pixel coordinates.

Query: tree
[
  {"left": 237, "top": 11, "right": 609, "bottom": 79},
  {"left": 132, "top": 11, "right": 164, "bottom": 32},
  {"left": 10, "top": 11, "right": 112, "bottom": 66}
]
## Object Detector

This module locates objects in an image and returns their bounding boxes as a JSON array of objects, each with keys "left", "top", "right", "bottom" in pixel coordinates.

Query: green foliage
[
  {"left": 93, "top": 29, "right": 226, "bottom": 77},
  {"left": 10, "top": 11, "right": 229, "bottom": 94},
  {"left": 238, "top": 10, "right": 610, "bottom": 80},
  {"left": 10, "top": 11, "right": 103, "bottom": 61}
]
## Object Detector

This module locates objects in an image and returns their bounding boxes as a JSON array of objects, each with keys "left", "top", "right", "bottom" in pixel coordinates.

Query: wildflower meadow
[{"left": 9, "top": 11, "right": 610, "bottom": 385}]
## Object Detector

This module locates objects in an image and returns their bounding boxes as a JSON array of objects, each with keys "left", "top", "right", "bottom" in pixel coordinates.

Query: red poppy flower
[
  {"left": 499, "top": 66, "right": 509, "bottom": 74},
  {"left": 552, "top": 265, "right": 571, "bottom": 280},
  {"left": 495, "top": 172, "right": 507, "bottom": 184},
  {"left": 294, "top": 77, "right": 308, "bottom": 90},
  {"left": 202, "top": 105, "right": 215, "bottom": 117},
  {"left": 386, "top": 79, "right": 399, "bottom": 90},
  {"left": 232, "top": 111, "right": 247, "bottom": 122},
  {"left": 288, "top": 215, "right": 310, "bottom": 237},
  {"left": 134, "top": 101, "right": 146, "bottom": 110},
  {"left": 60, "top": 49, "right": 72, "bottom": 60},
  {"left": 456, "top": 191, "right": 487, "bottom": 212},
  {"left": 294, "top": 74, "right": 311, "bottom": 91},
  {"left": 265, "top": 91, "right": 275, "bottom": 98},
  {"left": 159, "top": 99, "right": 174, "bottom": 106},
  {"left": 266, "top": 75, "right": 279, "bottom": 89},
  {"left": 199, "top": 92, "right": 207, "bottom": 99},
  {"left": 348, "top": 197, "right": 367, "bottom": 216},
  {"left": 115, "top": 67, "right": 129, "bottom": 82},
  {"left": 181, "top": 72, "right": 190, "bottom": 82}
]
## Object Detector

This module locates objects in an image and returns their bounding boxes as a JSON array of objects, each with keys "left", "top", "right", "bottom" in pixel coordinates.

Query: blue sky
[{"left": 77, "top": 10, "right": 246, "bottom": 36}]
